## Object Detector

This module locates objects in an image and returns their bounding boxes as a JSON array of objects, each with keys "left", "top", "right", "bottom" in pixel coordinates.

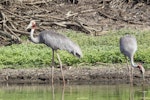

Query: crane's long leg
[
  {"left": 131, "top": 67, "right": 133, "bottom": 84},
  {"left": 125, "top": 56, "right": 132, "bottom": 84},
  {"left": 51, "top": 84, "right": 55, "bottom": 100},
  {"left": 51, "top": 49, "right": 55, "bottom": 85},
  {"left": 61, "top": 86, "right": 65, "bottom": 100},
  {"left": 56, "top": 51, "right": 65, "bottom": 85}
]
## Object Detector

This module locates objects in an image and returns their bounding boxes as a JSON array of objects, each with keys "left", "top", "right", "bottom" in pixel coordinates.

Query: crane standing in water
[
  {"left": 119, "top": 35, "right": 145, "bottom": 83},
  {"left": 26, "top": 20, "right": 83, "bottom": 85}
]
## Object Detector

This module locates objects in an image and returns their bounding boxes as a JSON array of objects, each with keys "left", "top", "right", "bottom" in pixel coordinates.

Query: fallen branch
[
  {"left": 98, "top": 10, "right": 144, "bottom": 25},
  {"left": 25, "top": 0, "right": 51, "bottom": 5},
  {"left": 66, "top": 9, "right": 96, "bottom": 18},
  {"left": 4, "top": 24, "right": 21, "bottom": 41},
  {"left": 12, "top": 29, "right": 29, "bottom": 35},
  {"left": 0, "top": 30, "right": 16, "bottom": 39},
  {"left": 0, "top": 0, "right": 150, "bottom": 46}
]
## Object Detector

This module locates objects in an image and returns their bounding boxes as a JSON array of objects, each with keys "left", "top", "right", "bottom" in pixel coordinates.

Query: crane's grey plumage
[
  {"left": 120, "top": 35, "right": 137, "bottom": 67},
  {"left": 28, "top": 22, "right": 82, "bottom": 58},
  {"left": 26, "top": 20, "right": 83, "bottom": 85},
  {"left": 39, "top": 30, "right": 82, "bottom": 58},
  {"left": 120, "top": 34, "right": 145, "bottom": 82}
]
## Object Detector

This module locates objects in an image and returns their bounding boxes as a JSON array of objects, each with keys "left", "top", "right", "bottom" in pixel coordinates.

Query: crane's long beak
[{"left": 25, "top": 22, "right": 32, "bottom": 31}]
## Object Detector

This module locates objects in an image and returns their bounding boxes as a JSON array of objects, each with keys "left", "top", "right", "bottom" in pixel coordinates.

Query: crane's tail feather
[
  {"left": 74, "top": 52, "right": 82, "bottom": 58},
  {"left": 76, "top": 53, "right": 82, "bottom": 58},
  {"left": 74, "top": 46, "right": 83, "bottom": 58},
  {"left": 70, "top": 46, "right": 83, "bottom": 58}
]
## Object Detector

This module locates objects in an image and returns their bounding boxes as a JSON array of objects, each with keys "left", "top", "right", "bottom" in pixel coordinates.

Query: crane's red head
[
  {"left": 137, "top": 64, "right": 145, "bottom": 80},
  {"left": 137, "top": 64, "right": 145, "bottom": 73},
  {"left": 26, "top": 20, "right": 36, "bottom": 31}
]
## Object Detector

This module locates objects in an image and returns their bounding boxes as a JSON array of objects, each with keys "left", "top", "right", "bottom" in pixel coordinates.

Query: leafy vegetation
[{"left": 0, "top": 29, "right": 150, "bottom": 68}]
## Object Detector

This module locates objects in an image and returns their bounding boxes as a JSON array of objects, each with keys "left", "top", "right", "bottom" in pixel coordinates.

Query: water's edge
[{"left": 0, "top": 64, "right": 149, "bottom": 85}]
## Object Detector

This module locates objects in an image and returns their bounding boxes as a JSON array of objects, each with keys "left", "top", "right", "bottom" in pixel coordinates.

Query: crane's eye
[{"left": 27, "top": 28, "right": 31, "bottom": 32}]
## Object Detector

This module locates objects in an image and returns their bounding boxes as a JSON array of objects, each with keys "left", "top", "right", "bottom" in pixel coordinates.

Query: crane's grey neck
[
  {"left": 30, "top": 28, "right": 40, "bottom": 43},
  {"left": 130, "top": 55, "right": 138, "bottom": 67}
]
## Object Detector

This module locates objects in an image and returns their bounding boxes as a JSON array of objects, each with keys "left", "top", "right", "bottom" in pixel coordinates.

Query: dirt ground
[
  {"left": 1, "top": 0, "right": 150, "bottom": 85},
  {"left": 0, "top": 64, "right": 150, "bottom": 85},
  {"left": 1, "top": 0, "right": 150, "bottom": 45}
]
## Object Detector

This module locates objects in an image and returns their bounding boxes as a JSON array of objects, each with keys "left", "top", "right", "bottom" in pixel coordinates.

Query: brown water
[{"left": 0, "top": 84, "right": 149, "bottom": 100}]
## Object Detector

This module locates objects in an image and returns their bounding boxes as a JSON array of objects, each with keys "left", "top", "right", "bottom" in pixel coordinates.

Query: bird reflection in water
[
  {"left": 51, "top": 85, "right": 65, "bottom": 100},
  {"left": 129, "top": 84, "right": 147, "bottom": 100}
]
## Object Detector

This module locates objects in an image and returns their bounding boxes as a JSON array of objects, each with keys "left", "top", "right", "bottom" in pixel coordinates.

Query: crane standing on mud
[
  {"left": 119, "top": 34, "right": 145, "bottom": 83},
  {"left": 26, "top": 20, "right": 83, "bottom": 85}
]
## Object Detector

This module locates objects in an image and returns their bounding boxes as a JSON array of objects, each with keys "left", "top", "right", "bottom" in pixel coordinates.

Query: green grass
[{"left": 0, "top": 29, "right": 150, "bottom": 68}]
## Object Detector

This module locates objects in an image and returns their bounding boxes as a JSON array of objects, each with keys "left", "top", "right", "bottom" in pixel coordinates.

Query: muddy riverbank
[{"left": 0, "top": 64, "right": 149, "bottom": 85}]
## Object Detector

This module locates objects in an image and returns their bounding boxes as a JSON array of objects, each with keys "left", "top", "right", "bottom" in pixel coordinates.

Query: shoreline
[{"left": 0, "top": 64, "right": 149, "bottom": 85}]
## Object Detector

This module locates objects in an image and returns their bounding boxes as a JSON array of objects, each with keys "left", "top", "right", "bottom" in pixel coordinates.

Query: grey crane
[
  {"left": 26, "top": 20, "right": 83, "bottom": 85},
  {"left": 120, "top": 34, "right": 145, "bottom": 83}
]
